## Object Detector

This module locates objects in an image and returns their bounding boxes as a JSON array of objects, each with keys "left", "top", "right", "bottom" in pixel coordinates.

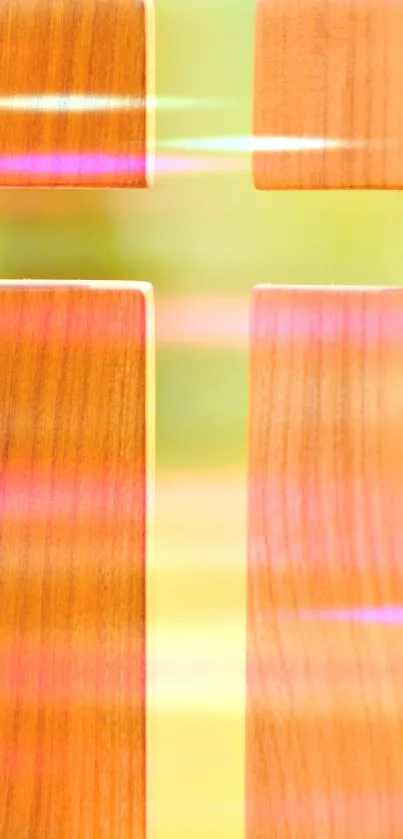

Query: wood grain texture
[
  {"left": 0, "top": 281, "right": 154, "bottom": 838},
  {"left": 0, "top": 0, "right": 154, "bottom": 187},
  {"left": 246, "top": 286, "right": 403, "bottom": 838},
  {"left": 253, "top": 0, "right": 403, "bottom": 189}
]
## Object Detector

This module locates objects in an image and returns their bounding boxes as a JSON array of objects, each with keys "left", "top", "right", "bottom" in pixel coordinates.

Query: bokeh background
[{"left": 1, "top": 0, "right": 403, "bottom": 837}]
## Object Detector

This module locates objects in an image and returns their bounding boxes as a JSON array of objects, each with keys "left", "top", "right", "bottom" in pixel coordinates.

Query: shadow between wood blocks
[
  {"left": 0, "top": 0, "right": 155, "bottom": 187},
  {"left": 0, "top": 281, "right": 154, "bottom": 838},
  {"left": 254, "top": 0, "right": 403, "bottom": 188},
  {"left": 247, "top": 286, "right": 403, "bottom": 837}
]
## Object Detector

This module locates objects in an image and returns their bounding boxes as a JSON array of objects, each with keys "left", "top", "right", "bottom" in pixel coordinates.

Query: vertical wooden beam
[
  {"left": 253, "top": 0, "right": 403, "bottom": 188},
  {"left": 247, "top": 286, "right": 403, "bottom": 837},
  {"left": 0, "top": 0, "right": 155, "bottom": 187},
  {"left": 0, "top": 280, "right": 154, "bottom": 838}
]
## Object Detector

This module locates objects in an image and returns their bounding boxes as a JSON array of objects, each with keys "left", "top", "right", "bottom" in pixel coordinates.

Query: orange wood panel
[
  {"left": 247, "top": 286, "right": 403, "bottom": 837},
  {"left": 0, "top": 1, "right": 154, "bottom": 187},
  {"left": 253, "top": 0, "right": 403, "bottom": 189},
  {"left": 0, "top": 280, "right": 154, "bottom": 838}
]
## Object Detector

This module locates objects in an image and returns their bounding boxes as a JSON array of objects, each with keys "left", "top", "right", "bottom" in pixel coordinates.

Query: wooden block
[
  {"left": 247, "top": 286, "right": 403, "bottom": 838},
  {"left": 0, "top": 280, "right": 154, "bottom": 838},
  {"left": 0, "top": 1, "right": 155, "bottom": 187},
  {"left": 253, "top": 0, "right": 403, "bottom": 189}
]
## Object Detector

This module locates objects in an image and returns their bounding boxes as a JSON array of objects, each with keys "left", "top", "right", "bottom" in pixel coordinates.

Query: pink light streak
[
  {"left": 0, "top": 152, "right": 247, "bottom": 178},
  {"left": 0, "top": 641, "right": 143, "bottom": 707},
  {"left": 156, "top": 297, "right": 248, "bottom": 347},
  {"left": 0, "top": 294, "right": 146, "bottom": 345},
  {"left": 0, "top": 154, "right": 144, "bottom": 177},
  {"left": 253, "top": 289, "right": 403, "bottom": 343},
  {"left": 0, "top": 469, "right": 144, "bottom": 524}
]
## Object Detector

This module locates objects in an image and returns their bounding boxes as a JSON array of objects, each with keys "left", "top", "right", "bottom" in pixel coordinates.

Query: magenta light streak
[
  {"left": 0, "top": 153, "right": 248, "bottom": 177},
  {"left": 297, "top": 607, "right": 403, "bottom": 623},
  {"left": 249, "top": 605, "right": 403, "bottom": 626},
  {"left": 0, "top": 154, "right": 144, "bottom": 176}
]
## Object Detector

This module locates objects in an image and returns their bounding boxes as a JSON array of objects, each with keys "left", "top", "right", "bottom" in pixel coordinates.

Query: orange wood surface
[
  {"left": 254, "top": 0, "right": 403, "bottom": 189},
  {"left": 0, "top": 281, "right": 154, "bottom": 838},
  {"left": 247, "top": 286, "right": 403, "bottom": 837},
  {"left": 0, "top": 1, "right": 154, "bottom": 187}
]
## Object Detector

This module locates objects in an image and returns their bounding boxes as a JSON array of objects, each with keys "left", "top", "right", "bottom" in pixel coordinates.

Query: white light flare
[
  {"left": 0, "top": 95, "right": 143, "bottom": 111},
  {"left": 160, "top": 136, "right": 389, "bottom": 153},
  {"left": 0, "top": 95, "right": 231, "bottom": 112}
]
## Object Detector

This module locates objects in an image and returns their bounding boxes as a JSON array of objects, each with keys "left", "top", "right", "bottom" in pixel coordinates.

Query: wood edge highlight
[
  {"left": 0, "top": 279, "right": 153, "bottom": 291},
  {"left": 143, "top": 281, "right": 155, "bottom": 839},
  {"left": 145, "top": 0, "right": 156, "bottom": 188},
  {"left": 245, "top": 289, "right": 256, "bottom": 839},
  {"left": 251, "top": 284, "right": 402, "bottom": 294}
]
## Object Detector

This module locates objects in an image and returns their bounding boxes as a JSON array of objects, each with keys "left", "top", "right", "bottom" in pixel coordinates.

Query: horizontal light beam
[
  {"left": 0, "top": 95, "right": 230, "bottom": 112},
  {"left": 160, "top": 136, "right": 389, "bottom": 153}
]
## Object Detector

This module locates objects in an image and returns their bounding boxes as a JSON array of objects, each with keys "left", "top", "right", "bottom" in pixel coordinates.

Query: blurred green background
[{"left": 1, "top": 0, "right": 403, "bottom": 471}]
